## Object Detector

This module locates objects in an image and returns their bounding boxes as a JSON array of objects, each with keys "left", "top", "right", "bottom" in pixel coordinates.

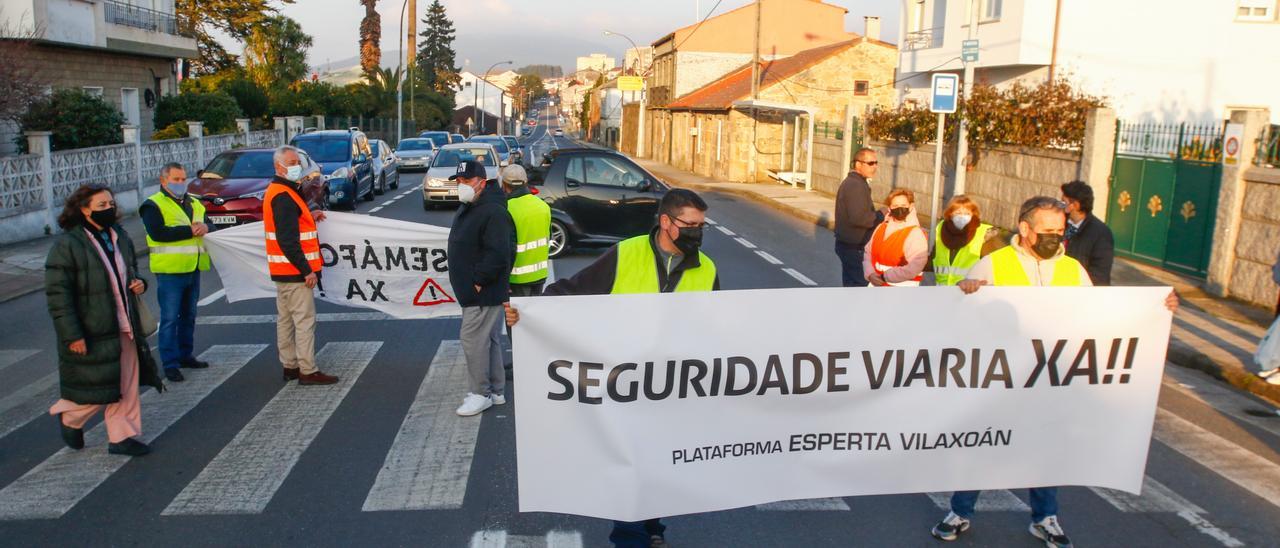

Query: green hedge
[{"left": 17, "top": 89, "right": 124, "bottom": 152}]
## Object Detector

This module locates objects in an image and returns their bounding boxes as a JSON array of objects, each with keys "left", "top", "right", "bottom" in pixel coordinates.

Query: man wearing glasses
[
  {"left": 834, "top": 148, "right": 885, "bottom": 287},
  {"left": 503, "top": 188, "right": 718, "bottom": 547},
  {"left": 934, "top": 195, "right": 1178, "bottom": 548}
]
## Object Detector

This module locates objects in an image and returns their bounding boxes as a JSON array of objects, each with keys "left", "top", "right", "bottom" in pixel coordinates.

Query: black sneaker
[
  {"left": 164, "top": 368, "right": 185, "bottom": 382},
  {"left": 107, "top": 438, "right": 151, "bottom": 457},
  {"left": 57, "top": 414, "right": 84, "bottom": 450},
  {"left": 1029, "top": 515, "right": 1072, "bottom": 548},
  {"left": 931, "top": 511, "right": 971, "bottom": 541},
  {"left": 648, "top": 535, "right": 668, "bottom": 548},
  {"left": 180, "top": 358, "right": 210, "bottom": 369}
]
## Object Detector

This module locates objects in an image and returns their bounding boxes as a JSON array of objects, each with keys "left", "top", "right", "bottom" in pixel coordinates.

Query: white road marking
[
  {"left": 927, "top": 490, "right": 1030, "bottom": 512},
  {"left": 0, "top": 345, "right": 267, "bottom": 520},
  {"left": 1153, "top": 408, "right": 1280, "bottom": 509},
  {"left": 755, "top": 251, "right": 783, "bottom": 265},
  {"left": 1092, "top": 476, "right": 1243, "bottom": 547},
  {"left": 470, "top": 530, "right": 583, "bottom": 548},
  {"left": 705, "top": 218, "right": 717, "bottom": 225},
  {"left": 0, "top": 349, "right": 39, "bottom": 374},
  {"left": 756, "top": 497, "right": 850, "bottom": 511},
  {"left": 0, "top": 373, "right": 59, "bottom": 441},
  {"left": 370, "top": 206, "right": 384, "bottom": 213},
  {"left": 782, "top": 267, "right": 818, "bottom": 286},
  {"left": 197, "top": 312, "right": 398, "bottom": 325},
  {"left": 197, "top": 288, "right": 226, "bottom": 307},
  {"left": 1163, "top": 367, "right": 1280, "bottom": 440},
  {"left": 734, "top": 237, "right": 757, "bottom": 249},
  {"left": 363, "top": 341, "right": 479, "bottom": 511},
  {"left": 715, "top": 225, "right": 735, "bottom": 236},
  {"left": 163, "top": 341, "right": 381, "bottom": 516}
]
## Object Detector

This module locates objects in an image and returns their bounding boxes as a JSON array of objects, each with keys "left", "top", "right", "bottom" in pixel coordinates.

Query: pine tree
[{"left": 415, "top": 0, "right": 460, "bottom": 94}]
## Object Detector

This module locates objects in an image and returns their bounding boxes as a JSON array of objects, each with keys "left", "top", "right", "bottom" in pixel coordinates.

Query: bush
[
  {"left": 17, "top": 88, "right": 124, "bottom": 152},
  {"left": 150, "top": 122, "right": 190, "bottom": 141},
  {"left": 154, "top": 91, "right": 242, "bottom": 134},
  {"left": 866, "top": 79, "right": 1107, "bottom": 150}
]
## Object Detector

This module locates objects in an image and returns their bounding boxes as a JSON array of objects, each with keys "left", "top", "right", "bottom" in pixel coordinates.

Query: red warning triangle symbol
[{"left": 413, "top": 278, "right": 456, "bottom": 306}]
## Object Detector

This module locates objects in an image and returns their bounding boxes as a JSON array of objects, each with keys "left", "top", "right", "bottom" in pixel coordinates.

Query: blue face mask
[{"left": 167, "top": 181, "right": 189, "bottom": 197}]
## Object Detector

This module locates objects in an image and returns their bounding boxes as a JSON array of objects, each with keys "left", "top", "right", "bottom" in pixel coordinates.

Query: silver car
[
  {"left": 395, "top": 138, "right": 437, "bottom": 171},
  {"left": 422, "top": 143, "right": 502, "bottom": 209}
]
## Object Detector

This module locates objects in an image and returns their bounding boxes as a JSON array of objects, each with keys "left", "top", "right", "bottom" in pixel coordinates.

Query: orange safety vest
[
  {"left": 869, "top": 222, "right": 924, "bottom": 284},
  {"left": 262, "top": 183, "right": 322, "bottom": 276}
]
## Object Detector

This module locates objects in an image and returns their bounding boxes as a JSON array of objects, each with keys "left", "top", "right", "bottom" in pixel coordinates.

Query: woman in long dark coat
[{"left": 46, "top": 183, "right": 163, "bottom": 456}]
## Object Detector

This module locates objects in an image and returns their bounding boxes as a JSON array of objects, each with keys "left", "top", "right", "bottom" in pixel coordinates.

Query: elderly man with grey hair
[
  {"left": 140, "top": 162, "right": 214, "bottom": 383},
  {"left": 264, "top": 145, "right": 338, "bottom": 386}
]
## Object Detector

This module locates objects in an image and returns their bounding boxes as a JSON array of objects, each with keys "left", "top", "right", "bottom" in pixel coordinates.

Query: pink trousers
[{"left": 49, "top": 333, "right": 141, "bottom": 444}]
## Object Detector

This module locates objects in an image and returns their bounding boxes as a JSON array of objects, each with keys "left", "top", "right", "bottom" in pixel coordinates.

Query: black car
[{"left": 531, "top": 148, "right": 667, "bottom": 258}]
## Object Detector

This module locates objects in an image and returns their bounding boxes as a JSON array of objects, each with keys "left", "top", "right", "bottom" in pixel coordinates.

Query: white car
[
  {"left": 394, "top": 138, "right": 437, "bottom": 171},
  {"left": 553, "top": 128, "right": 564, "bottom": 137},
  {"left": 422, "top": 143, "right": 502, "bottom": 209}
]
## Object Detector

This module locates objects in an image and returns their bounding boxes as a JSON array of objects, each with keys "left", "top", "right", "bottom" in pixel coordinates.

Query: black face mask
[
  {"left": 1032, "top": 233, "right": 1063, "bottom": 260},
  {"left": 89, "top": 207, "right": 118, "bottom": 228},
  {"left": 673, "top": 226, "right": 703, "bottom": 256},
  {"left": 889, "top": 207, "right": 911, "bottom": 221}
]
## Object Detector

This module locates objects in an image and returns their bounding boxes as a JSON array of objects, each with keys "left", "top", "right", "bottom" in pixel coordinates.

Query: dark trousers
[
  {"left": 610, "top": 519, "right": 666, "bottom": 548},
  {"left": 834, "top": 240, "right": 868, "bottom": 287},
  {"left": 950, "top": 487, "right": 1058, "bottom": 522},
  {"left": 510, "top": 280, "right": 545, "bottom": 297},
  {"left": 156, "top": 272, "right": 200, "bottom": 370}
]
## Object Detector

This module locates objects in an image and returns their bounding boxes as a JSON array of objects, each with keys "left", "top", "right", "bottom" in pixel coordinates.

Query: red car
[{"left": 189, "top": 148, "right": 327, "bottom": 229}]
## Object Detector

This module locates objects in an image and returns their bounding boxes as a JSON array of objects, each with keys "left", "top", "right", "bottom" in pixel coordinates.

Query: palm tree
[
  {"left": 359, "top": 0, "right": 381, "bottom": 79},
  {"left": 358, "top": 66, "right": 401, "bottom": 116}
]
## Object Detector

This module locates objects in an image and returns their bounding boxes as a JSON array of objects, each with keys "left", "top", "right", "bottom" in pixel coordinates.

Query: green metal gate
[{"left": 1106, "top": 121, "right": 1223, "bottom": 278}]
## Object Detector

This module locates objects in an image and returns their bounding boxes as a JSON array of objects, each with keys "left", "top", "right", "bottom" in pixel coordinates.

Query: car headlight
[
  {"left": 327, "top": 167, "right": 350, "bottom": 180},
  {"left": 427, "top": 178, "right": 446, "bottom": 188},
  {"left": 236, "top": 190, "right": 266, "bottom": 200}
]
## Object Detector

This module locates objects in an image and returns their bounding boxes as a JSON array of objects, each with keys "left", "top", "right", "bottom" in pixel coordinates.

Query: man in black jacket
[
  {"left": 834, "top": 148, "right": 884, "bottom": 287},
  {"left": 1060, "top": 181, "right": 1114, "bottom": 286},
  {"left": 448, "top": 160, "right": 515, "bottom": 417}
]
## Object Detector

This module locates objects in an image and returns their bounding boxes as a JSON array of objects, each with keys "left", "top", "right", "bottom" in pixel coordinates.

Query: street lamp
[
  {"left": 603, "top": 29, "right": 651, "bottom": 155},
  {"left": 603, "top": 30, "right": 641, "bottom": 74},
  {"left": 477, "top": 60, "right": 512, "bottom": 134},
  {"left": 396, "top": 0, "right": 410, "bottom": 145}
]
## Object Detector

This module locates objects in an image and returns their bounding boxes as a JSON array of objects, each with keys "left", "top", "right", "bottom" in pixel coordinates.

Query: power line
[{"left": 671, "top": 0, "right": 726, "bottom": 52}]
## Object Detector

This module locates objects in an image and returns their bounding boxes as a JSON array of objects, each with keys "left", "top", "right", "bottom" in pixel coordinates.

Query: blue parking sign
[{"left": 930, "top": 74, "right": 959, "bottom": 113}]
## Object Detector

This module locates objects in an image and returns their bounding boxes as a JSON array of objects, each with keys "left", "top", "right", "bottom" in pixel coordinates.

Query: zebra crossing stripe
[
  {"left": 0, "top": 373, "right": 58, "bottom": 441},
  {"left": 756, "top": 497, "right": 850, "bottom": 511},
  {"left": 470, "top": 530, "right": 583, "bottom": 548},
  {"left": 197, "top": 312, "right": 396, "bottom": 325},
  {"left": 163, "top": 341, "right": 381, "bottom": 516},
  {"left": 1153, "top": 408, "right": 1280, "bottom": 509},
  {"left": 363, "top": 341, "right": 478, "bottom": 511},
  {"left": 0, "top": 344, "right": 267, "bottom": 520},
  {"left": 1092, "top": 476, "right": 1243, "bottom": 547},
  {"left": 0, "top": 349, "right": 38, "bottom": 373},
  {"left": 926, "top": 490, "right": 1030, "bottom": 512}
]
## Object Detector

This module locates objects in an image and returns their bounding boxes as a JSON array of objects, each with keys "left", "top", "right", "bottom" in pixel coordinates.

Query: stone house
[
  {"left": 0, "top": 0, "right": 197, "bottom": 155},
  {"left": 645, "top": 37, "right": 897, "bottom": 184}
]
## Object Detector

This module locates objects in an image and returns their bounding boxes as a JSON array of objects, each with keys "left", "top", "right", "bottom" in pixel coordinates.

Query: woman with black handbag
[{"left": 45, "top": 183, "right": 164, "bottom": 457}]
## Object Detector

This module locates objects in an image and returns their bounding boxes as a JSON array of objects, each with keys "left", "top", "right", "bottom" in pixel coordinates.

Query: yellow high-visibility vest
[
  {"left": 507, "top": 192, "right": 552, "bottom": 284},
  {"left": 611, "top": 235, "right": 716, "bottom": 294},
  {"left": 145, "top": 192, "right": 210, "bottom": 274},
  {"left": 989, "top": 245, "right": 1083, "bottom": 286},
  {"left": 932, "top": 222, "right": 991, "bottom": 286}
]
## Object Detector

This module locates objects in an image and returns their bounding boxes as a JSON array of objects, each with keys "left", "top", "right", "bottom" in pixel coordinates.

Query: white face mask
[
  {"left": 285, "top": 164, "right": 303, "bottom": 182},
  {"left": 457, "top": 182, "right": 477, "bottom": 203},
  {"left": 951, "top": 214, "right": 972, "bottom": 230}
]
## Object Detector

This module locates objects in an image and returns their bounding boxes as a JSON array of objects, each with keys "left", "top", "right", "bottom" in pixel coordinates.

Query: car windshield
[
  {"left": 293, "top": 138, "right": 350, "bottom": 163},
  {"left": 201, "top": 151, "right": 276, "bottom": 179},
  {"left": 471, "top": 137, "right": 509, "bottom": 154},
  {"left": 502, "top": 137, "right": 519, "bottom": 149},
  {"left": 398, "top": 139, "right": 433, "bottom": 151},
  {"left": 421, "top": 132, "right": 449, "bottom": 147},
  {"left": 433, "top": 148, "right": 497, "bottom": 167}
]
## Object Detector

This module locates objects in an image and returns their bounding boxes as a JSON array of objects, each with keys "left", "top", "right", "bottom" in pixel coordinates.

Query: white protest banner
[
  {"left": 203, "top": 211, "right": 460, "bottom": 319},
  {"left": 512, "top": 286, "right": 1172, "bottom": 522}
]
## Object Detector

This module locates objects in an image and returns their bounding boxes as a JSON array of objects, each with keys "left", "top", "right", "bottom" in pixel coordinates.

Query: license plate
[
  {"left": 447, "top": 189, "right": 458, "bottom": 196},
  {"left": 210, "top": 216, "right": 237, "bottom": 225}
]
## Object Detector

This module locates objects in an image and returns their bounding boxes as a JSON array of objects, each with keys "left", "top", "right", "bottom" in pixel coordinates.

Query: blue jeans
[
  {"left": 610, "top": 519, "right": 665, "bottom": 548},
  {"left": 156, "top": 272, "right": 200, "bottom": 370},
  {"left": 950, "top": 488, "right": 1058, "bottom": 522},
  {"left": 834, "top": 240, "right": 868, "bottom": 287}
]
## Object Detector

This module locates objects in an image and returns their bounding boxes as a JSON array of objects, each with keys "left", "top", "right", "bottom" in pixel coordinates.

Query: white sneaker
[
  {"left": 1258, "top": 367, "right": 1280, "bottom": 379},
  {"left": 1029, "top": 515, "right": 1072, "bottom": 548},
  {"left": 456, "top": 393, "right": 493, "bottom": 416},
  {"left": 491, "top": 393, "right": 506, "bottom": 405}
]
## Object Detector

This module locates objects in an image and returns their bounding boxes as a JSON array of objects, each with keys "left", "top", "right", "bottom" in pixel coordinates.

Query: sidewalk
[
  {"left": 0, "top": 214, "right": 149, "bottom": 304},
  {"left": 633, "top": 156, "right": 1279, "bottom": 405}
]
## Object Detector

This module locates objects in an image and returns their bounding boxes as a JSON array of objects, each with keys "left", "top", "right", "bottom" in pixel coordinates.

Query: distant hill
[{"left": 517, "top": 65, "right": 563, "bottom": 78}]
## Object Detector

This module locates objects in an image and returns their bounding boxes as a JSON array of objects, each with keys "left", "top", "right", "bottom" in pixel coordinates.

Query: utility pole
[
  {"left": 953, "top": 0, "right": 979, "bottom": 196},
  {"left": 751, "top": 0, "right": 762, "bottom": 100},
  {"left": 407, "top": 0, "right": 416, "bottom": 130}
]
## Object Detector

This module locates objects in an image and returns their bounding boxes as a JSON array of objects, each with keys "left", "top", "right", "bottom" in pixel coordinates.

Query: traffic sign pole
[
  {"left": 954, "top": 1, "right": 980, "bottom": 197},
  {"left": 927, "top": 73, "right": 959, "bottom": 248}
]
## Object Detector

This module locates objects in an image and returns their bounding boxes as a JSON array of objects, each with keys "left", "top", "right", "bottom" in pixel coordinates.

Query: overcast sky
[{"left": 216, "top": 0, "right": 900, "bottom": 73}]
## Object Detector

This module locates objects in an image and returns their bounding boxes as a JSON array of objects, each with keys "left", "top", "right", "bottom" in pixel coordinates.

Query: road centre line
[
  {"left": 370, "top": 206, "right": 384, "bottom": 213},
  {"left": 197, "top": 288, "right": 226, "bottom": 307},
  {"left": 734, "top": 237, "right": 757, "bottom": 249},
  {"left": 0, "top": 344, "right": 267, "bottom": 520},
  {"left": 163, "top": 341, "right": 381, "bottom": 516},
  {"left": 755, "top": 251, "right": 783, "bottom": 265},
  {"left": 715, "top": 225, "right": 735, "bottom": 236},
  {"left": 782, "top": 267, "right": 818, "bottom": 287}
]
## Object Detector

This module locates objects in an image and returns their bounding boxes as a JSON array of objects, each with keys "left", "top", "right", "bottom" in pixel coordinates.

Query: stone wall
[
  {"left": 754, "top": 40, "right": 898, "bottom": 125},
  {"left": 1229, "top": 167, "right": 1280, "bottom": 307},
  {"left": 674, "top": 52, "right": 755, "bottom": 98}
]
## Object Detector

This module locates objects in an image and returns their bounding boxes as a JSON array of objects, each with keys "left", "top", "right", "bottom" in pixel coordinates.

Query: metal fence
[
  {"left": 51, "top": 143, "right": 137, "bottom": 203},
  {"left": 0, "top": 154, "right": 44, "bottom": 217},
  {"left": 815, "top": 121, "right": 845, "bottom": 140},
  {"left": 1258, "top": 124, "right": 1280, "bottom": 168},
  {"left": 103, "top": 0, "right": 193, "bottom": 37},
  {"left": 1115, "top": 121, "right": 1225, "bottom": 161}
]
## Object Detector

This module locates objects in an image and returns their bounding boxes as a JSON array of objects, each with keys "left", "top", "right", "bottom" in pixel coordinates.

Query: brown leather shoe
[
  {"left": 282, "top": 368, "right": 300, "bottom": 381},
  {"left": 298, "top": 371, "right": 339, "bottom": 385}
]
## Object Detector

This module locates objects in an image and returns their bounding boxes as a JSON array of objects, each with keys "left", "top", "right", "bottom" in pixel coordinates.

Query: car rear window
[
  {"left": 433, "top": 148, "right": 497, "bottom": 167},
  {"left": 293, "top": 138, "right": 351, "bottom": 163},
  {"left": 202, "top": 151, "right": 276, "bottom": 179},
  {"left": 471, "top": 137, "right": 509, "bottom": 154},
  {"left": 398, "top": 139, "right": 433, "bottom": 151},
  {"left": 421, "top": 132, "right": 449, "bottom": 147}
]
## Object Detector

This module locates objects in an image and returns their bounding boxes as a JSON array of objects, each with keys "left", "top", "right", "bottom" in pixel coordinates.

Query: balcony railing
[
  {"left": 104, "top": 0, "right": 194, "bottom": 38},
  {"left": 903, "top": 28, "right": 943, "bottom": 51}
]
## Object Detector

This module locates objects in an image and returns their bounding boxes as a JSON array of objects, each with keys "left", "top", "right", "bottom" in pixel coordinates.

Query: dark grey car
[{"left": 370, "top": 140, "right": 400, "bottom": 195}]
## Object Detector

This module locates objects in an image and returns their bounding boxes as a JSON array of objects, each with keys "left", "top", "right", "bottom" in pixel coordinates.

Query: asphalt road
[{"left": 2, "top": 108, "right": 1280, "bottom": 547}]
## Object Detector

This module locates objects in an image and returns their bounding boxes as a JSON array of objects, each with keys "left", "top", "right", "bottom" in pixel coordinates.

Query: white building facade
[
  {"left": 896, "top": 0, "right": 1280, "bottom": 122},
  {"left": 454, "top": 71, "right": 514, "bottom": 130},
  {"left": 576, "top": 53, "right": 617, "bottom": 73}
]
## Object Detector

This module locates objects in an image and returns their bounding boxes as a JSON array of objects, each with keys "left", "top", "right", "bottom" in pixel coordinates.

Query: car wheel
[
  {"left": 423, "top": 198, "right": 434, "bottom": 211},
  {"left": 363, "top": 181, "right": 375, "bottom": 201},
  {"left": 375, "top": 175, "right": 386, "bottom": 195},
  {"left": 548, "top": 219, "right": 569, "bottom": 259},
  {"left": 390, "top": 173, "right": 399, "bottom": 190}
]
